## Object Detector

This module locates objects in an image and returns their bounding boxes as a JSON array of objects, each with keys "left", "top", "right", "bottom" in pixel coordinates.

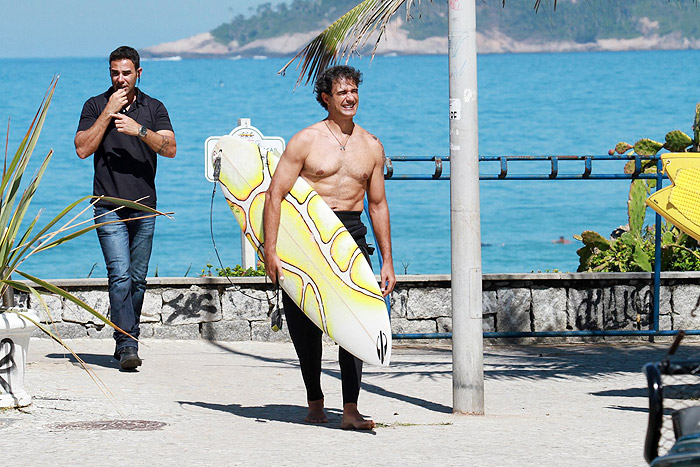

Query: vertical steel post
[
  {"left": 237, "top": 118, "right": 258, "bottom": 270},
  {"left": 449, "top": 0, "right": 484, "bottom": 414},
  {"left": 653, "top": 158, "right": 663, "bottom": 334}
]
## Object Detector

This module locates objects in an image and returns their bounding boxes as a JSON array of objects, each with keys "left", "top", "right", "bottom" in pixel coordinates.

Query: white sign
[{"left": 204, "top": 118, "right": 286, "bottom": 182}]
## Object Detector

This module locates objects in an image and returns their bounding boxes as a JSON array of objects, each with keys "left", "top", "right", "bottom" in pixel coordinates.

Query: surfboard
[
  {"left": 647, "top": 152, "right": 700, "bottom": 241},
  {"left": 213, "top": 135, "right": 391, "bottom": 366}
]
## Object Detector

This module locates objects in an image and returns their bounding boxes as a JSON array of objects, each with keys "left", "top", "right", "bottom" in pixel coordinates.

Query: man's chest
[{"left": 303, "top": 150, "right": 374, "bottom": 182}]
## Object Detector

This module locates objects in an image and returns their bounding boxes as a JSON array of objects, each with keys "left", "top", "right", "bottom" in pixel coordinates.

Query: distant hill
[{"left": 142, "top": 0, "right": 700, "bottom": 58}]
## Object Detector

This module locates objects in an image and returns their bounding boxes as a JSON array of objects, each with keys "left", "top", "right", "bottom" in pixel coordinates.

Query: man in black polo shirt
[{"left": 74, "top": 45, "right": 176, "bottom": 371}]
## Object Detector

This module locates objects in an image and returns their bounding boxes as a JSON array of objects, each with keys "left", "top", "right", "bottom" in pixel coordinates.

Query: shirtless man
[{"left": 263, "top": 65, "right": 395, "bottom": 430}]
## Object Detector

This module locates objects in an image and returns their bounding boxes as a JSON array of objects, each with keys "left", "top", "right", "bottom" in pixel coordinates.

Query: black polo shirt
[{"left": 77, "top": 88, "right": 173, "bottom": 208}]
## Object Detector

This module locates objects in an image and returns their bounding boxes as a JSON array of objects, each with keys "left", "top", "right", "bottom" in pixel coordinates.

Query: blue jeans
[{"left": 94, "top": 206, "right": 155, "bottom": 352}]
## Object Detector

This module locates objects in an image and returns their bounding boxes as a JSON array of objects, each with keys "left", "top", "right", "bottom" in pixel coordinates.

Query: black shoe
[{"left": 115, "top": 347, "right": 142, "bottom": 371}]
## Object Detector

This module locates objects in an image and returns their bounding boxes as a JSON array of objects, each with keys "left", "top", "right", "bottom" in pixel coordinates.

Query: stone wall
[{"left": 23, "top": 272, "right": 700, "bottom": 341}]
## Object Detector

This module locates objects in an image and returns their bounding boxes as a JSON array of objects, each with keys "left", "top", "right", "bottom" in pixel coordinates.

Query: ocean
[{"left": 1, "top": 50, "right": 698, "bottom": 279}]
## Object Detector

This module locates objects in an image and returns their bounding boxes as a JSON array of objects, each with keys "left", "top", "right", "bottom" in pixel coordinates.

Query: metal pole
[
  {"left": 653, "top": 158, "right": 663, "bottom": 336},
  {"left": 449, "top": 0, "right": 484, "bottom": 414},
  {"left": 237, "top": 118, "right": 258, "bottom": 270}
]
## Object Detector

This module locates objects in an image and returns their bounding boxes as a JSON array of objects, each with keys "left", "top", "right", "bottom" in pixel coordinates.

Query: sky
[{"left": 0, "top": 0, "right": 286, "bottom": 58}]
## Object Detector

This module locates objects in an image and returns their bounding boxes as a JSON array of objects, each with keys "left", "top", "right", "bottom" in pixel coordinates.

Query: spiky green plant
[
  {"left": 2, "top": 77, "right": 168, "bottom": 395},
  {"left": 578, "top": 104, "right": 700, "bottom": 273}
]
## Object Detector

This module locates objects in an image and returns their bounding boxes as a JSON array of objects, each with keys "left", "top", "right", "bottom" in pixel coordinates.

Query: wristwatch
[{"left": 138, "top": 125, "right": 148, "bottom": 138}]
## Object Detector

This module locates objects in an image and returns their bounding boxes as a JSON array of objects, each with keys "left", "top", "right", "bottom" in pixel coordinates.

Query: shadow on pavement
[
  {"left": 177, "top": 401, "right": 379, "bottom": 433},
  {"left": 206, "top": 341, "right": 454, "bottom": 414},
  {"left": 45, "top": 352, "right": 117, "bottom": 369},
  {"left": 481, "top": 343, "right": 691, "bottom": 382}
]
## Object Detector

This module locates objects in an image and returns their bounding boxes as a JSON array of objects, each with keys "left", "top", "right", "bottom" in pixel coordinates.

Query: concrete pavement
[{"left": 1, "top": 338, "right": 681, "bottom": 466}]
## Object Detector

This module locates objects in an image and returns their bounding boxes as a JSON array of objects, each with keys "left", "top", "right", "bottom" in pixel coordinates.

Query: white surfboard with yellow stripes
[{"left": 213, "top": 135, "right": 391, "bottom": 366}]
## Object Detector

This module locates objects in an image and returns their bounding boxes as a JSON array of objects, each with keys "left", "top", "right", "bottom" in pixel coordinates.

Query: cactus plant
[
  {"left": 664, "top": 130, "right": 693, "bottom": 152},
  {"left": 577, "top": 104, "right": 700, "bottom": 272},
  {"left": 634, "top": 138, "right": 664, "bottom": 156},
  {"left": 615, "top": 142, "right": 633, "bottom": 154},
  {"left": 580, "top": 230, "right": 611, "bottom": 250},
  {"left": 628, "top": 179, "right": 648, "bottom": 237}
]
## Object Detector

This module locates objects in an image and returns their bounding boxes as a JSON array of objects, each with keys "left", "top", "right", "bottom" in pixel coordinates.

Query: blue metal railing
[
  {"left": 376, "top": 153, "right": 675, "bottom": 339},
  {"left": 384, "top": 154, "right": 662, "bottom": 180}
]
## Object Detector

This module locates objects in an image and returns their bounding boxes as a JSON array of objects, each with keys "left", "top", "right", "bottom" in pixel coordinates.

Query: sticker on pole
[{"left": 450, "top": 99, "right": 461, "bottom": 120}]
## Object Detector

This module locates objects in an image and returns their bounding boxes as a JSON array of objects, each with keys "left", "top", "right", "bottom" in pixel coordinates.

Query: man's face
[
  {"left": 110, "top": 59, "right": 140, "bottom": 95},
  {"left": 323, "top": 77, "right": 359, "bottom": 117}
]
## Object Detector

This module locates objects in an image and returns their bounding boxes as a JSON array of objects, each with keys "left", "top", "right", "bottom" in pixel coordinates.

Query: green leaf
[
  {"left": 620, "top": 232, "right": 637, "bottom": 247},
  {"left": 628, "top": 180, "right": 647, "bottom": 236},
  {"left": 662, "top": 230, "right": 674, "bottom": 244},
  {"left": 632, "top": 246, "right": 652, "bottom": 271}
]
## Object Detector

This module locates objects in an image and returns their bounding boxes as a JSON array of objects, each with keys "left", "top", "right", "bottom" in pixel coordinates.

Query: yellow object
[
  {"left": 647, "top": 152, "right": 700, "bottom": 241},
  {"left": 213, "top": 136, "right": 391, "bottom": 366}
]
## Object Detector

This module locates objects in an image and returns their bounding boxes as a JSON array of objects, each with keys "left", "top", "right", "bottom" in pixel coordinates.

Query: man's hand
[
  {"left": 105, "top": 88, "right": 128, "bottom": 115},
  {"left": 110, "top": 113, "right": 141, "bottom": 136},
  {"left": 264, "top": 248, "right": 285, "bottom": 286},
  {"left": 380, "top": 262, "right": 396, "bottom": 297}
]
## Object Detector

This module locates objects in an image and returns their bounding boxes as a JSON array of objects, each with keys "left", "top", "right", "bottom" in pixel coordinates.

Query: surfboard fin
[
  {"left": 268, "top": 287, "right": 284, "bottom": 332},
  {"left": 270, "top": 308, "right": 283, "bottom": 332}
]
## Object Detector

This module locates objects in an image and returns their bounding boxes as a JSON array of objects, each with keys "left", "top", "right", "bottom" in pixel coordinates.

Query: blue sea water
[{"left": 0, "top": 50, "right": 699, "bottom": 279}]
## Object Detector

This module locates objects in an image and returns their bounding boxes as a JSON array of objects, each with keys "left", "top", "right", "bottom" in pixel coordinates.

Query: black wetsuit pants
[{"left": 282, "top": 211, "right": 373, "bottom": 405}]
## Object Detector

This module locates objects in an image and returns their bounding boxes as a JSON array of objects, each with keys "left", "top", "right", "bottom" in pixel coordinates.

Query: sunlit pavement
[{"left": 2, "top": 337, "right": 669, "bottom": 466}]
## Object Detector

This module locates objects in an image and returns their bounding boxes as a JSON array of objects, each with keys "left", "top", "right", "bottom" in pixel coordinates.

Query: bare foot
[
  {"left": 305, "top": 399, "right": 328, "bottom": 423},
  {"left": 341, "top": 403, "right": 375, "bottom": 430}
]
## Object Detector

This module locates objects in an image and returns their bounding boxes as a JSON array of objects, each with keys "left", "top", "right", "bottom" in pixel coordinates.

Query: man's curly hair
[{"left": 314, "top": 65, "right": 363, "bottom": 110}]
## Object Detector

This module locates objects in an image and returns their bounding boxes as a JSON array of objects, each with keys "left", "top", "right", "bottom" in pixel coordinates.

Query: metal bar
[
  {"left": 498, "top": 156, "right": 507, "bottom": 178},
  {"left": 384, "top": 157, "right": 394, "bottom": 179},
  {"left": 583, "top": 156, "right": 592, "bottom": 177},
  {"left": 383, "top": 154, "right": 669, "bottom": 180},
  {"left": 433, "top": 157, "right": 443, "bottom": 179},
  {"left": 479, "top": 173, "right": 664, "bottom": 180},
  {"left": 392, "top": 329, "right": 700, "bottom": 339},
  {"left": 653, "top": 158, "right": 663, "bottom": 334},
  {"left": 549, "top": 157, "right": 558, "bottom": 179},
  {"left": 386, "top": 154, "right": 661, "bottom": 162},
  {"left": 633, "top": 155, "right": 642, "bottom": 177},
  {"left": 383, "top": 174, "right": 664, "bottom": 181}
]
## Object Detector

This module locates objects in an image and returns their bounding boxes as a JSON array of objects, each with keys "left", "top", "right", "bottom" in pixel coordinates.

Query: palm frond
[
  {"left": 279, "top": 0, "right": 420, "bottom": 86},
  {"left": 279, "top": 0, "right": 564, "bottom": 87}
]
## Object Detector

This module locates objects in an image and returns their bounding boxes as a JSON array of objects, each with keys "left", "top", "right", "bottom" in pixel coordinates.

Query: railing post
[
  {"left": 449, "top": 0, "right": 484, "bottom": 414},
  {"left": 653, "top": 157, "right": 663, "bottom": 336}
]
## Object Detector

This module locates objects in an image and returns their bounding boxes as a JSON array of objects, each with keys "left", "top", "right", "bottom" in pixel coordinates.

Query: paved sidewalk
[{"left": 2, "top": 338, "right": 682, "bottom": 466}]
